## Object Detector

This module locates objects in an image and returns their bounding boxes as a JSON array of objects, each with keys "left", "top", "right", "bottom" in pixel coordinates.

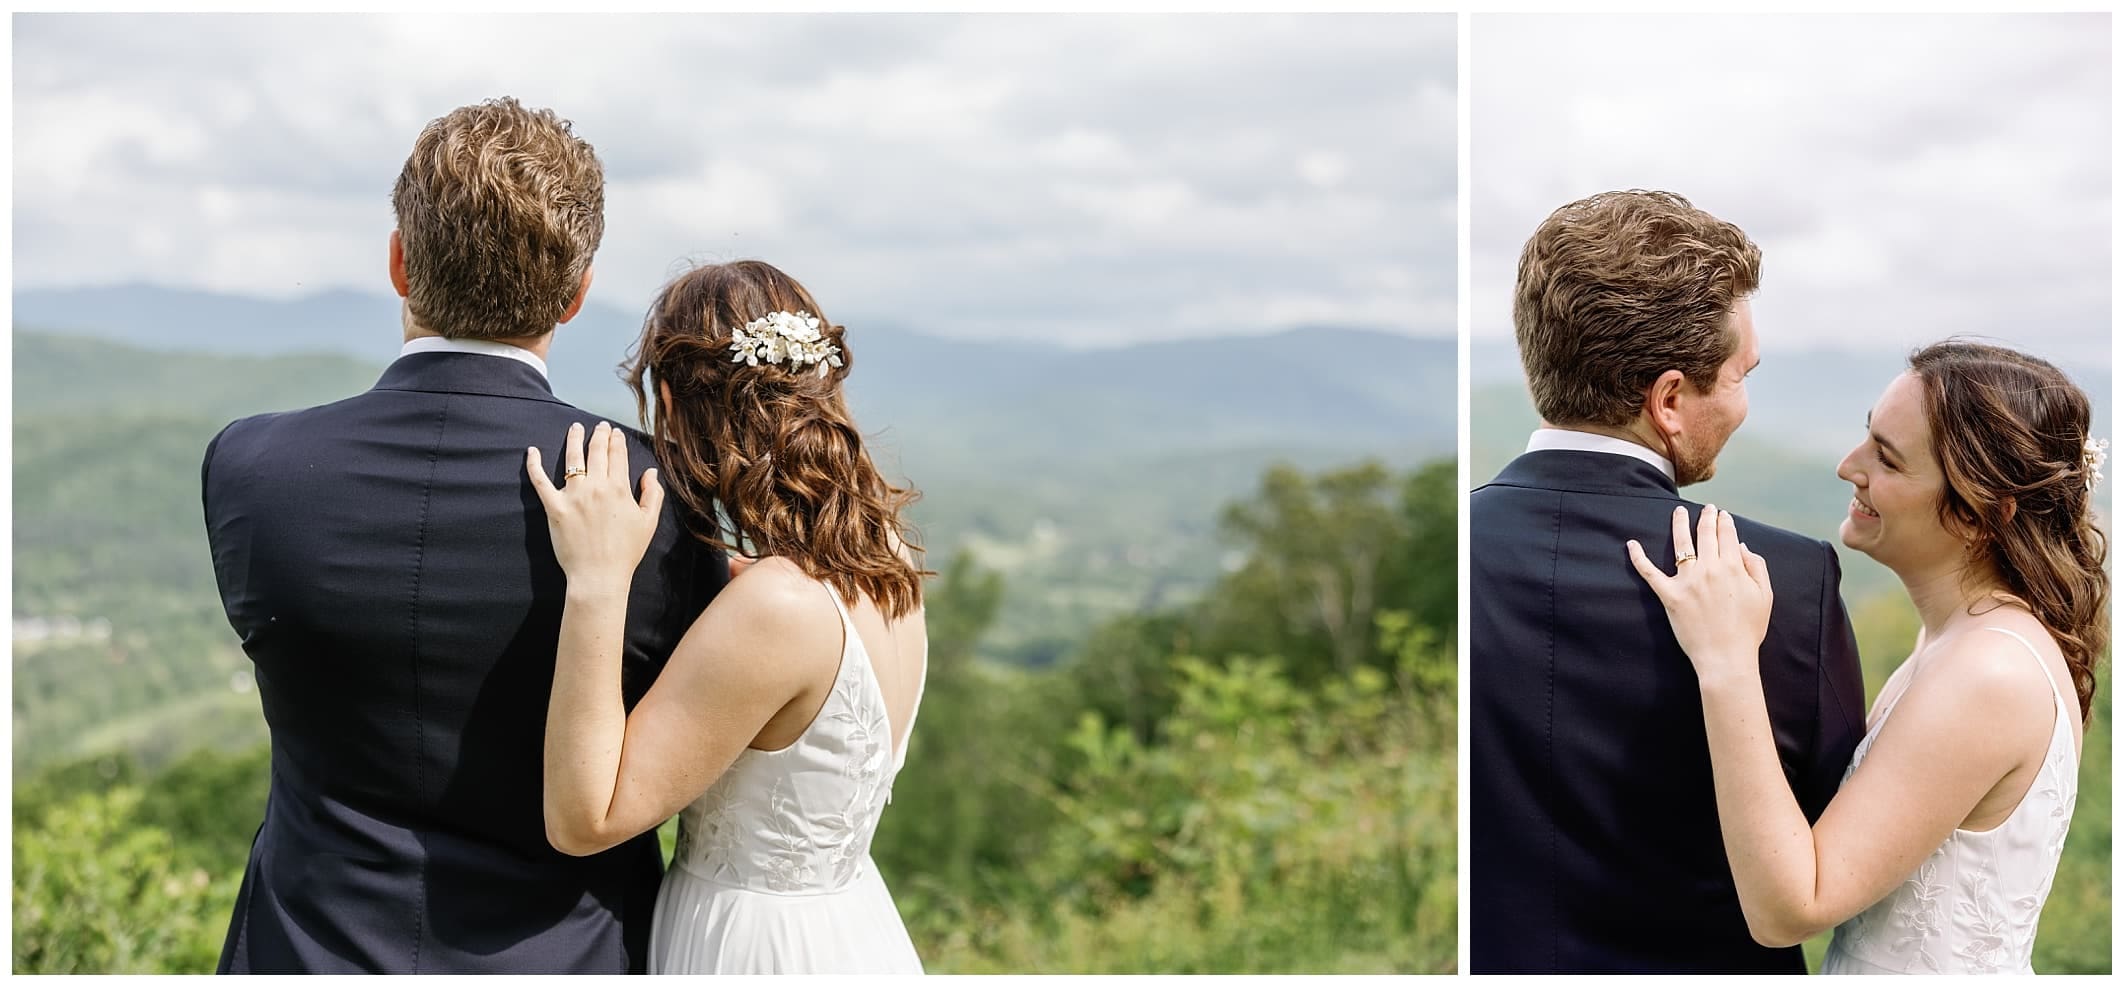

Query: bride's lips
[{"left": 1849, "top": 495, "right": 1879, "bottom": 521}]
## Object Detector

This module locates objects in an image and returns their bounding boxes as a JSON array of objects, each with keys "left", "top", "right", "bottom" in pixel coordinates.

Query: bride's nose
[{"left": 1835, "top": 443, "right": 1865, "bottom": 486}]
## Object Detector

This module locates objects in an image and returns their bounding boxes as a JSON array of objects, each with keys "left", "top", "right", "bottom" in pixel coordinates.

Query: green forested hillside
[
  {"left": 11, "top": 333, "right": 403, "bottom": 769},
  {"left": 13, "top": 332, "right": 382, "bottom": 421},
  {"left": 12, "top": 412, "right": 256, "bottom": 770}
]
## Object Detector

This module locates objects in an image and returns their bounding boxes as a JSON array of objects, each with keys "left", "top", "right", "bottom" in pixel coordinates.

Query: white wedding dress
[
  {"left": 648, "top": 586, "right": 927, "bottom": 974},
  {"left": 1821, "top": 627, "right": 2080, "bottom": 975}
]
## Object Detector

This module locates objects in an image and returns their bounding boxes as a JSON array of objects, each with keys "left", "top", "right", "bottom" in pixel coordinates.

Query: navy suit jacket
[
  {"left": 202, "top": 351, "right": 726, "bottom": 973},
  {"left": 1469, "top": 449, "right": 1867, "bottom": 974}
]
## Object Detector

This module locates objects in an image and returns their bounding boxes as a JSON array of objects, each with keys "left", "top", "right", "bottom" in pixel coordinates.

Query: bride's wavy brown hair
[
  {"left": 1911, "top": 340, "right": 2108, "bottom": 724},
  {"left": 622, "top": 260, "right": 928, "bottom": 618}
]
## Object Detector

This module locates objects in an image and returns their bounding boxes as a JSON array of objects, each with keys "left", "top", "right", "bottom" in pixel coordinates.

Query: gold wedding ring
[
  {"left": 1674, "top": 552, "right": 1698, "bottom": 565},
  {"left": 563, "top": 467, "right": 590, "bottom": 479}
]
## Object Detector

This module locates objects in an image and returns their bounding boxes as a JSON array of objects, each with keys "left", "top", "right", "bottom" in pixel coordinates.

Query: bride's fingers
[
  {"left": 608, "top": 425, "right": 630, "bottom": 484},
  {"left": 1717, "top": 508, "right": 1743, "bottom": 562},
  {"left": 586, "top": 421, "right": 610, "bottom": 482},
  {"left": 562, "top": 422, "right": 586, "bottom": 482},
  {"left": 1668, "top": 505, "right": 1692, "bottom": 563},
  {"left": 639, "top": 467, "right": 664, "bottom": 521},
  {"left": 526, "top": 446, "right": 559, "bottom": 510},
  {"left": 1625, "top": 539, "right": 1671, "bottom": 596},
  {"left": 1741, "top": 543, "right": 1773, "bottom": 595},
  {"left": 1695, "top": 503, "right": 1721, "bottom": 564}
]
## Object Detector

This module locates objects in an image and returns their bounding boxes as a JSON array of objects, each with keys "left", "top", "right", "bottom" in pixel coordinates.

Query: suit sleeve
[
  {"left": 200, "top": 420, "right": 228, "bottom": 530},
  {"left": 201, "top": 421, "right": 250, "bottom": 636},
  {"left": 1799, "top": 540, "right": 1868, "bottom": 822}
]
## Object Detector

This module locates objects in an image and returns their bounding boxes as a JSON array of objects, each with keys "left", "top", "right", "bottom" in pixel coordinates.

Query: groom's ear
[
  {"left": 387, "top": 230, "right": 411, "bottom": 299},
  {"left": 1645, "top": 369, "right": 1689, "bottom": 437},
  {"left": 558, "top": 266, "right": 595, "bottom": 325}
]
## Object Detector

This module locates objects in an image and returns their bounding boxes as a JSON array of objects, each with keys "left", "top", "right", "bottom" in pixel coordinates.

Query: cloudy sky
[
  {"left": 13, "top": 13, "right": 1456, "bottom": 347},
  {"left": 1473, "top": 14, "right": 2111, "bottom": 366}
]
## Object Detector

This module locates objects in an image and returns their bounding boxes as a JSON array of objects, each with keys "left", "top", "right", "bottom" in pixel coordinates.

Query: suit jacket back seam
[
  {"left": 1544, "top": 487, "right": 1563, "bottom": 972},
  {"left": 403, "top": 394, "right": 451, "bottom": 972}
]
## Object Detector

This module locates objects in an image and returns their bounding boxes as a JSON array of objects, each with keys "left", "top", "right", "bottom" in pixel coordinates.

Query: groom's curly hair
[
  {"left": 391, "top": 97, "right": 605, "bottom": 340},
  {"left": 1514, "top": 191, "right": 1760, "bottom": 427},
  {"left": 622, "top": 261, "right": 930, "bottom": 619},
  {"left": 1912, "top": 341, "right": 2108, "bottom": 725}
]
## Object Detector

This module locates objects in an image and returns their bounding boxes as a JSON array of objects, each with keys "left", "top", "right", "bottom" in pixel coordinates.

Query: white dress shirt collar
[
  {"left": 1524, "top": 427, "right": 1676, "bottom": 483},
  {"left": 399, "top": 335, "right": 549, "bottom": 382}
]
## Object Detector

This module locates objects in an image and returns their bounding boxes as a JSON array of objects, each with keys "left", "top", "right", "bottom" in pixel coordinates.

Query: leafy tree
[
  {"left": 1209, "top": 461, "right": 1402, "bottom": 677},
  {"left": 1063, "top": 610, "right": 1190, "bottom": 744},
  {"left": 1378, "top": 460, "right": 1456, "bottom": 639}
]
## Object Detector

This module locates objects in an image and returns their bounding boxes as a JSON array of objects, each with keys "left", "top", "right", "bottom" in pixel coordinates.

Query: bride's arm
[
  {"left": 528, "top": 422, "right": 833, "bottom": 856},
  {"left": 1630, "top": 506, "right": 2044, "bottom": 947},
  {"left": 1695, "top": 634, "right": 2035, "bottom": 945}
]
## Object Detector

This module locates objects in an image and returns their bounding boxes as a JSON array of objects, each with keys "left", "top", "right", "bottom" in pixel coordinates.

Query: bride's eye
[{"left": 1875, "top": 448, "right": 1897, "bottom": 472}]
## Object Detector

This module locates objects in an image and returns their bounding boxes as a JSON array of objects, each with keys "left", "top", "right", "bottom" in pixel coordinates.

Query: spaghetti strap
[
  {"left": 818, "top": 580, "right": 857, "bottom": 673},
  {"left": 1982, "top": 626, "right": 2072, "bottom": 715},
  {"left": 820, "top": 580, "right": 854, "bottom": 625}
]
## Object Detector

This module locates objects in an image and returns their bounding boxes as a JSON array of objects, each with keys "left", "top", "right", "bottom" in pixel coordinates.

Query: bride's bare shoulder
[
  {"left": 1906, "top": 617, "right": 2066, "bottom": 743},
  {"left": 695, "top": 557, "right": 842, "bottom": 666},
  {"left": 717, "top": 555, "right": 827, "bottom": 611}
]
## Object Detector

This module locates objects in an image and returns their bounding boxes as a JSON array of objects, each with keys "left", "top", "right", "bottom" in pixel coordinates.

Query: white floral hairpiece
[
  {"left": 728, "top": 310, "right": 844, "bottom": 379},
  {"left": 2084, "top": 437, "right": 2109, "bottom": 493}
]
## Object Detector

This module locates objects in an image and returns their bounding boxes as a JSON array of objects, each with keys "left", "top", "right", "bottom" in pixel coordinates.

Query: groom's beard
[
  {"left": 1663, "top": 431, "right": 1719, "bottom": 487},
  {"left": 1675, "top": 453, "right": 1717, "bottom": 486}
]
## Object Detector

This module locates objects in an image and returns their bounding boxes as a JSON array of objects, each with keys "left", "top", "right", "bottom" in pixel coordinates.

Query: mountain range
[{"left": 14, "top": 283, "right": 1454, "bottom": 466}]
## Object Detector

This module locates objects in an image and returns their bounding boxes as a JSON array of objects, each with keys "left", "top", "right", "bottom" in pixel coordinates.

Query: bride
[
  {"left": 523, "top": 260, "right": 930, "bottom": 973},
  {"left": 1627, "top": 341, "right": 2106, "bottom": 974}
]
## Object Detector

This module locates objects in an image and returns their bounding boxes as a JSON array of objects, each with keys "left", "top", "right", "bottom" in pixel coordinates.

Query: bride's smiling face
[{"left": 1835, "top": 371, "right": 1963, "bottom": 572}]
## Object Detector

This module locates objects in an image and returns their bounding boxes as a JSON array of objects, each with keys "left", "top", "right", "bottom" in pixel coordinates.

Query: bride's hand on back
[
  {"left": 526, "top": 421, "right": 665, "bottom": 590},
  {"left": 1626, "top": 505, "right": 1775, "bottom": 690}
]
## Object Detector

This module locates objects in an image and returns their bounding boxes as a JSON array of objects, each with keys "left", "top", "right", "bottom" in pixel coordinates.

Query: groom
[
  {"left": 1469, "top": 191, "right": 1867, "bottom": 973},
  {"left": 202, "top": 99, "right": 725, "bottom": 973}
]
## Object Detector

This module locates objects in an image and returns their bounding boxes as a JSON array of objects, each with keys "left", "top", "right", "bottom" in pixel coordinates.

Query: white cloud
[
  {"left": 1297, "top": 151, "right": 1349, "bottom": 190},
  {"left": 1471, "top": 13, "right": 2109, "bottom": 366},
  {"left": 1037, "top": 129, "right": 1133, "bottom": 172},
  {"left": 13, "top": 12, "right": 1457, "bottom": 346}
]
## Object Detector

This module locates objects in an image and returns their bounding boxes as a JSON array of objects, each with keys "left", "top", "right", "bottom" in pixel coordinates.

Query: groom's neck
[
  {"left": 1544, "top": 420, "right": 1665, "bottom": 456},
  {"left": 401, "top": 304, "right": 556, "bottom": 363}
]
